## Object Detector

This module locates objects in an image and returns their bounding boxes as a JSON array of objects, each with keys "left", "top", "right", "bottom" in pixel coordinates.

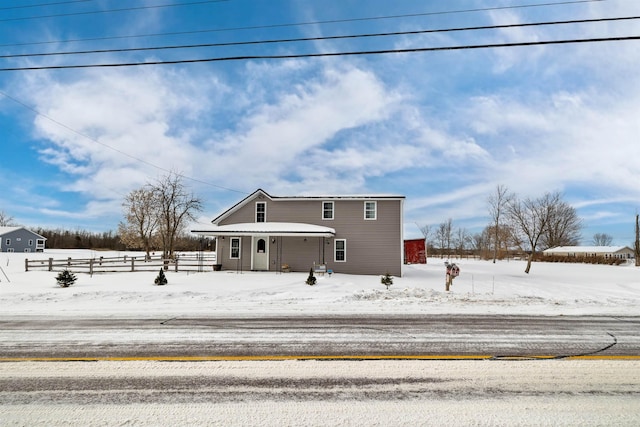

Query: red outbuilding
[{"left": 404, "top": 238, "right": 426, "bottom": 264}]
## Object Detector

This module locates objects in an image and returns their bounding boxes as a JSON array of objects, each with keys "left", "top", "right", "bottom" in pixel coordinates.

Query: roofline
[
  {"left": 0, "top": 226, "right": 47, "bottom": 240},
  {"left": 211, "top": 189, "right": 271, "bottom": 224},
  {"left": 193, "top": 230, "right": 335, "bottom": 237},
  {"left": 211, "top": 188, "right": 405, "bottom": 224}
]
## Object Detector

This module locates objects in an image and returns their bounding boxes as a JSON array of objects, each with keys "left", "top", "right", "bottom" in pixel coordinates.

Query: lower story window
[
  {"left": 230, "top": 237, "right": 241, "bottom": 259},
  {"left": 335, "top": 239, "right": 346, "bottom": 262}
]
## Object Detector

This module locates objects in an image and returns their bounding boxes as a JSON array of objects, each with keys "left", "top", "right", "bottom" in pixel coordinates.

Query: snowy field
[
  {"left": 2, "top": 250, "right": 639, "bottom": 426},
  {"left": 1, "top": 249, "right": 639, "bottom": 316}
]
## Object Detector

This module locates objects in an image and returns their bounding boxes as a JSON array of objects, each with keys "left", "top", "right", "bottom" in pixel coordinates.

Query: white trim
[
  {"left": 230, "top": 237, "right": 241, "bottom": 259},
  {"left": 334, "top": 239, "right": 346, "bottom": 262},
  {"left": 364, "top": 201, "right": 377, "bottom": 220},
  {"left": 322, "top": 201, "right": 334, "bottom": 220},
  {"left": 255, "top": 201, "right": 266, "bottom": 223},
  {"left": 194, "top": 222, "right": 335, "bottom": 237}
]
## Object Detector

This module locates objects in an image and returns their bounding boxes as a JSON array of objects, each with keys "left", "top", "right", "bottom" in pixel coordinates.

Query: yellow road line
[{"left": 1, "top": 354, "right": 640, "bottom": 362}]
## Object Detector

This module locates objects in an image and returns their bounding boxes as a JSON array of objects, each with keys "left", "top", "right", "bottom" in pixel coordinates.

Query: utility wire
[
  {"left": 2, "top": 15, "right": 637, "bottom": 60},
  {"left": 1, "top": 35, "right": 638, "bottom": 71},
  {"left": 0, "top": 0, "right": 230, "bottom": 22},
  {"left": 0, "top": 89, "right": 247, "bottom": 194},
  {"left": 0, "top": 0, "right": 604, "bottom": 45},
  {"left": 0, "top": 1, "right": 93, "bottom": 10}
]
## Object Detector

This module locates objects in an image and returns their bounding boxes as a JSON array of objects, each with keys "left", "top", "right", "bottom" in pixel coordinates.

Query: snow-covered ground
[
  {"left": 2, "top": 250, "right": 639, "bottom": 426},
  {"left": 1, "top": 249, "right": 638, "bottom": 316}
]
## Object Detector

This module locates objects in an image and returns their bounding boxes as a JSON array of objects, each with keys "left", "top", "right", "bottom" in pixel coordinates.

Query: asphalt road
[
  {"left": 1, "top": 314, "right": 639, "bottom": 359},
  {"left": 2, "top": 359, "right": 640, "bottom": 426}
]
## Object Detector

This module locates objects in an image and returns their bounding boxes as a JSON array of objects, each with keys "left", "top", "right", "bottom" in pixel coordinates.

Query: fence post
[
  {"left": 89, "top": 258, "right": 94, "bottom": 275},
  {"left": 131, "top": 257, "right": 135, "bottom": 272},
  {"left": 67, "top": 257, "right": 71, "bottom": 268},
  {"left": 175, "top": 257, "right": 179, "bottom": 272},
  {"left": 49, "top": 258, "right": 53, "bottom": 271},
  {"left": 25, "top": 258, "right": 29, "bottom": 272}
]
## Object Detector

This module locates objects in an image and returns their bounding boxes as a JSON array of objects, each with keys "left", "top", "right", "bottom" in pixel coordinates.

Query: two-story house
[
  {"left": 0, "top": 227, "right": 46, "bottom": 253},
  {"left": 192, "top": 189, "right": 404, "bottom": 276}
]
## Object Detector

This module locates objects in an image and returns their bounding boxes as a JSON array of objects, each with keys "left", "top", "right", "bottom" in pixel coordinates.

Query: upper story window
[
  {"left": 28, "top": 239, "right": 34, "bottom": 246},
  {"left": 256, "top": 202, "right": 266, "bottom": 223},
  {"left": 364, "top": 201, "right": 377, "bottom": 220},
  {"left": 322, "top": 201, "right": 334, "bottom": 220},
  {"left": 5, "top": 239, "right": 10, "bottom": 246}
]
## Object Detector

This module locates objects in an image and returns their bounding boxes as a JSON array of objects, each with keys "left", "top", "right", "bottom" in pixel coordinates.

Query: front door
[{"left": 253, "top": 237, "right": 269, "bottom": 271}]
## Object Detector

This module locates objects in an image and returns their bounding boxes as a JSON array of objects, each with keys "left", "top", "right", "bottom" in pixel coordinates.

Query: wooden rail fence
[{"left": 25, "top": 254, "right": 218, "bottom": 274}]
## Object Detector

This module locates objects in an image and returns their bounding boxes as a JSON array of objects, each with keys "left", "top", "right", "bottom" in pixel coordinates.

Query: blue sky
[{"left": 1, "top": 0, "right": 639, "bottom": 245}]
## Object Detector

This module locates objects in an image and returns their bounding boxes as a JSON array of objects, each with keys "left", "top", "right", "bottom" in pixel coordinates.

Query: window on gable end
[{"left": 256, "top": 202, "right": 266, "bottom": 223}]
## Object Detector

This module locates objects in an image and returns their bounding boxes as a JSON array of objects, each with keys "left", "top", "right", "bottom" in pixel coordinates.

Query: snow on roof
[
  {"left": 192, "top": 222, "right": 336, "bottom": 237},
  {"left": 544, "top": 246, "right": 632, "bottom": 253},
  {"left": 0, "top": 226, "right": 47, "bottom": 239},
  {"left": 0, "top": 226, "right": 21, "bottom": 235}
]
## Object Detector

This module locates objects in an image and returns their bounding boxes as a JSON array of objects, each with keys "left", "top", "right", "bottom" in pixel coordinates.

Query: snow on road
[
  {"left": 1, "top": 360, "right": 639, "bottom": 426},
  {"left": 1, "top": 250, "right": 639, "bottom": 426}
]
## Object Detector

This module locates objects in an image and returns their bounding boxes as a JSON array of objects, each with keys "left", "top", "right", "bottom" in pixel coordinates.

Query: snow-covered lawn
[{"left": 1, "top": 250, "right": 638, "bottom": 316}]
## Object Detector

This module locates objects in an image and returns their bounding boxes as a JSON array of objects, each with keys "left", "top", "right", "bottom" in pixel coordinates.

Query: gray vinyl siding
[
  {"left": 0, "top": 228, "right": 46, "bottom": 253},
  {"left": 216, "top": 236, "right": 252, "bottom": 272},
  {"left": 216, "top": 194, "right": 403, "bottom": 276}
]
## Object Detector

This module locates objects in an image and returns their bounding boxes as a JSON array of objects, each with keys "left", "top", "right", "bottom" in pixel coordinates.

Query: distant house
[
  {"left": 0, "top": 227, "right": 46, "bottom": 253},
  {"left": 543, "top": 246, "right": 634, "bottom": 260},
  {"left": 404, "top": 239, "right": 426, "bottom": 264},
  {"left": 192, "top": 189, "right": 404, "bottom": 276}
]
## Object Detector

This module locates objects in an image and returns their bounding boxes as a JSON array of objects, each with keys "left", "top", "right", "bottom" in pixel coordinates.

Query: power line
[
  {"left": 0, "top": 0, "right": 230, "bottom": 23},
  {"left": 0, "top": 0, "right": 605, "bottom": 45},
  {"left": 3, "top": 15, "right": 638, "bottom": 60},
  {"left": 1, "top": 35, "right": 638, "bottom": 71},
  {"left": 0, "top": 1, "right": 93, "bottom": 11},
  {"left": 0, "top": 89, "right": 247, "bottom": 195}
]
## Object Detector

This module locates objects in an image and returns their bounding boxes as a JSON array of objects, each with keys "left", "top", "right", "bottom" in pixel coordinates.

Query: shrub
[
  {"left": 305, "top": 268, "right": 316, "bottom": 286},
  {"left": 154, "top": 268, "right": 168, "bottom": 286},
  {"left": 381, "top": 272, "right": 393, "bottom": 290},
  {"left": 56, "top": 270, "right": 77, "bottom": 288}
]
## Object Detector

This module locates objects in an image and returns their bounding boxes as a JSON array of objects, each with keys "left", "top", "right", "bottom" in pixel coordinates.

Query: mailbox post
[{"left": 444, "top": 261, "right": 460, "bottom": 291}]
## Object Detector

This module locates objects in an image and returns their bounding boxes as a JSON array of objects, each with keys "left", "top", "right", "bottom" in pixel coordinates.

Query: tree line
[{"left": 419, "top": 185, "right": 633, "bottom": 273}]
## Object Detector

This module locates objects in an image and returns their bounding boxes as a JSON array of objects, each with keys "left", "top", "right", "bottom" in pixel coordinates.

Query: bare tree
[
  {"left": 539, "top": 195, "right": 582, "bottom": 249},
  {"left": 118, "top": 188, "right": 159, "bottom": 258},
  {"left": 435, "top": 218, "right": 453, "bottom": 258},
  {"left": 0, "top": 210, "right": 17, "bottom": 227},
  {"left": 151, "top": 172, "right": 203, "bottom": 259},
  {"left": 487, "top": 185, "right": 513, "bottom": 263},
  {"left": 506, "top": 192, "right": 559, "bottom": 274},
  {"left": 592, "top": 233, "right": 613, "bottom": 246},
  {"left": 453, "top": 227, "right": 471, "bottom": 258},
  {"left": 417, "top": 223, "right": 431, "bottom": 260},
  {"left": 471, "top": 230, "right": 490, "bottom": 258}
]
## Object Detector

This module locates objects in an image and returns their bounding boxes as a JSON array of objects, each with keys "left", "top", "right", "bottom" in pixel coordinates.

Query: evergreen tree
[
  {"left": 381, "top": 272, "right": 393, "bottom": 290},
  {"left": 305, "top": 268, "right": 316, "bottom": 286},
  {"left": 56, "top": 270, "right": 77, "bottom": 288},
  {"left": 154, "top": 268, "right": 168, "bottom": 286}
]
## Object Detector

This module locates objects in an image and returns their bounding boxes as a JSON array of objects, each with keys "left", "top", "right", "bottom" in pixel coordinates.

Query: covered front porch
[{"left": 192, "top": 222, "right": 336, "bottom": 273}]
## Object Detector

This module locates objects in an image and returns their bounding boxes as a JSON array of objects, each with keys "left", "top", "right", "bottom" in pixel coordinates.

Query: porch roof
[{"left": 192, "top": 222, "right": 335, "bottom": 237}]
